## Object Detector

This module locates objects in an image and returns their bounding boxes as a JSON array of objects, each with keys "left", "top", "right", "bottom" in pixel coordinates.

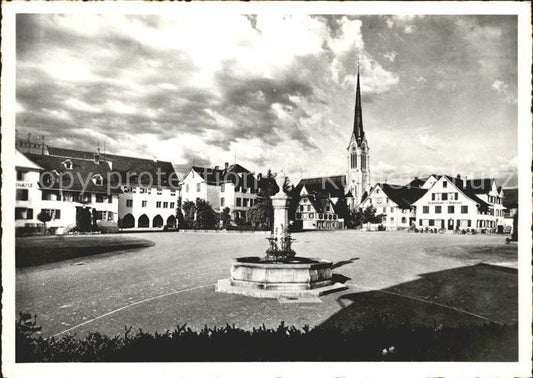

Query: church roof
[
  {"left": 352, "top": 68, "right": 365, "bottom": 146},
  {"left": 292, "top": 175, "right": 346, "bottom": 198},
  {"left": 191, "top": 164, "right": 257, "bottom": 191}
]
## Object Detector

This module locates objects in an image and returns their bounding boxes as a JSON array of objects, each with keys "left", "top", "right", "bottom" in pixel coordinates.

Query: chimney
[
  {"left": 225, "top": 162, "right": 229, "bottom": 169},
  {"left": 94, "top": 152, "right": 100, "bottom": 164}
]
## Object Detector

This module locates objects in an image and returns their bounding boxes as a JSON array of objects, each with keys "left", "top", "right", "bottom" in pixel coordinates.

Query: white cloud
[
  {"left": 415, "top": 76, "right": 427, "bottom": 83},
  {"left": 383, "top": 51, "right": 398, "bottom": 63},
  {"left": 491, "top": 79, "right": 517, "bottom": 104}
]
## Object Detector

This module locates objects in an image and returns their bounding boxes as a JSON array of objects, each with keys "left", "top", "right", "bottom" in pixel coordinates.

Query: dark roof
[
  {"left": 503, "top": 188, "right": 518, "bottom": 208},
  {"left": 24, "top": 153, "right": 121, "bottom": 194},
  {"left": 352, "top": 69, "right": 365, "bottom": 146},
  {"left": 292, "top": 175, "right": 346, "bottom": 198},
  {"left": 191, "top": 164, "right": 257, "bottom": 191},
  {"left": 464, "top": 178, "right": 494, "bottom": 194},
  {"left": 406, "top": 177, "right": 427, "bottom": 188},
  {"left": 379, "top": 184, "right": 427, "bottom": 209},
  {"left": 47, "top": 146, "right": 178, "bottom": 187}
]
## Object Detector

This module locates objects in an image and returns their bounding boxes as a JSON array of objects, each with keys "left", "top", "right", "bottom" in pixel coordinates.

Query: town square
[{"left": 2, "top": 2, "right": 532, "bottom": 377}]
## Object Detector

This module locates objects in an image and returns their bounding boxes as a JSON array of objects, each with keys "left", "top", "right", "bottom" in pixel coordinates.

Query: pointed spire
[{"left": 353, "top": 63, "right": 364, "bottom": 144}]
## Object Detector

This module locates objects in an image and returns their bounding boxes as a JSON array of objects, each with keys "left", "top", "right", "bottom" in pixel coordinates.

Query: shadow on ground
[{"left": 316, "top": 263, "right": 518, "bottom": 361}]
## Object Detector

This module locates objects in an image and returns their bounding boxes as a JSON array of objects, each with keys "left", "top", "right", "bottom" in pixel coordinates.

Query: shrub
[{"left": 16, "top": 313, "right": 517, "bottom": 362}]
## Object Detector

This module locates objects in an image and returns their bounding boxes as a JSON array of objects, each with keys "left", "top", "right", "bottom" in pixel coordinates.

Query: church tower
[{"left": 346, "top": 67, "right": 371, "bottom": 208}]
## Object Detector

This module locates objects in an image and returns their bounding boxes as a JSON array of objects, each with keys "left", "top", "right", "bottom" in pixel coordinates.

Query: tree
[
  {"left": 334, "top": 194, "right": 351, "bottom": 229},
  {"left": 181, "top": 201, "right": 196, "bottom": 230},
  {"left": 194, "top": 199, "right": 218, "bottom": 230},
  {"left": 220, "top": 207, "right": 231, "bottom": 229},
  {"left": 361, "top": 205, "right": 379, "bottom": 224},
  {"left": 36, "top": 211, "right": 52, "bottom": 235},
  {"left": 76, "top": 207, "right": 92, "bottom": 232},
  {"left": 248, "top": 170, "right": 277, "bottom": 230}
]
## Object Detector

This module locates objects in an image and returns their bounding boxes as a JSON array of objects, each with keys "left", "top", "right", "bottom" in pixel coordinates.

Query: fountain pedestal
[{"left": 216, "top": 171, "right": 346, "bottom": 298}]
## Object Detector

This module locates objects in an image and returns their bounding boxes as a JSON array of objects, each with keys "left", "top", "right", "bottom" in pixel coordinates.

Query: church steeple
[{"left": 353, "top": 65, "right": 365, "bottom": 145}]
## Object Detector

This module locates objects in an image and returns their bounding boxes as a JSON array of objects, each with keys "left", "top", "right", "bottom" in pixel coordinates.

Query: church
[{"left": 291, "top": 68, "right": 371, "bottom": 230}]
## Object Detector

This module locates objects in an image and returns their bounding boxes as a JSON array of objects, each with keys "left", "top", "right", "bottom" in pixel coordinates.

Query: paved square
[{"left": 16, "top": 231, "right": 517, "bottom": 338}]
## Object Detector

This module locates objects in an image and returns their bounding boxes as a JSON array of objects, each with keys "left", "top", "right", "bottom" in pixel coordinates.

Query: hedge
[{"left": 16, "top": 313, "right": 517, "bottom": 362}]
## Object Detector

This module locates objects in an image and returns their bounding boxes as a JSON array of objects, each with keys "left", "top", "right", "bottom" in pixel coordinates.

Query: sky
[{"left": 16, "top": 13, "right": 518, "bottom": 186}]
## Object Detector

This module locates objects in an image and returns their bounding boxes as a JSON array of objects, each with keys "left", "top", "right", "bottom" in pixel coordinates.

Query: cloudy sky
[{"left": 16, "top": 13, "right": 518, "bottom": 186}]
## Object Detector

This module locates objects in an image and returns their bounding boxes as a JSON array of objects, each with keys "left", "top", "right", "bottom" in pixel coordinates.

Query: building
[
  {"left": 16, "top": 150, "right": 121, "bottom": 234},
  {"left": 359, "top": 183, "right": 426, "bottom": 230},
  {"left": 46, "top": 147, "right": 180, "bottom": 230},
  {"left": 289, "top": 68, "right": 371, "bottom": 228},
  {"left": 180, "top": 163, "right": 258, "bottom": 220},
  {"left": 345, "top": 67, "right": 371, "bottom": 207},
  {"left": 412, "top": 175, "right": 505, "bottom": 232},
  {"left": 15, "top": 150, "right": 45, "bottom": 232},
  {"left": 293, "top": 184, "right": 344, "bottom": 230}
]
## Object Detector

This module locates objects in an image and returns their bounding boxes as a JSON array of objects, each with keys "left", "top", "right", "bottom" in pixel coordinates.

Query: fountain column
[{"left": 271, "top": 171, "right": 289, "bottom": 251}]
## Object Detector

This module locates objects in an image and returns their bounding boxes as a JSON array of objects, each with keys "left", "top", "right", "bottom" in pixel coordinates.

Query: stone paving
[{"left": 16, "top": 230, "right": 518, "bottom": 337}]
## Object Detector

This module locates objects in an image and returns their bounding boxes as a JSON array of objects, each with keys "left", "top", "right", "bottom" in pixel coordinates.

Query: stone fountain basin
[{"left": 229, "top": 256, "right": 333, "bottom": 291}]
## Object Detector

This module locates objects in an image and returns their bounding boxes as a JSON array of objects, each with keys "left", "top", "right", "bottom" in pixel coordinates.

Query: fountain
[{"left": 216, "top": 171, "right": 346, "bottom": 298}]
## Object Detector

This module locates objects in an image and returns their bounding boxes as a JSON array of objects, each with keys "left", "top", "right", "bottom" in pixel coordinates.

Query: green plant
[{"left": 36, "top": 211, "right": 52, "bottom": 234}]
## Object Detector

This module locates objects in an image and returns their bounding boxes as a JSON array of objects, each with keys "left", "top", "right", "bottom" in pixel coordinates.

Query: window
[
  {"left": 325, "top": 206, "right": 330, "bottom": 211},
  {"left": 221, "top": 198, "right": 225, "bottom": 207},
  {"left": 423, "top": 206, "right": 429, "bottom": 214},
  {"left": 448, "top": 205, "right": 454, "bottom": 214},
  {"left": 142, "top": 200, "right": 147, "bottom": 208},
  {"left": 461, "top": 205, "right": 468, "bottom": 214},
  {"left": 163, "top": 202, "right": 169, "bottom": 208},
  {"left": 309, "top": 213, "right": 314, "bottom": 219},
  {"left": 108, "top": 195, "right": 113, "bottom": 204},
  {"left": 299, "top": 205, "right": 303, "bottom": 211},
  {"left": 435, "top": 206, "right": 442, "bottom": 214},
  {"left": 250, "top": 199, "right": 254, "bottom": 207},
  {"left": 419, "top": 219, "right": 423, "bottom": 226},
  {"left": 27, "top": 208, "right": 33, "bottom": 219},
  {"left": 42, "top": 191, "right": 52, "bottom": 201},
  {"left": 170, "top": 190, "right": 176, "bottom": 196},
  {"left": 43, "top": 209, "right": 61, "bottom": 220},
  {"left": 236, "top": 198, "right": 242, "bottom": 207},
  {"left": 157, "top": 189, "right": 162, "bottom": 195},
  {"left": 221, "top": 184, "right": 225, "bottom": 193},
  {"left": 431, "top": 193, "right": 435, "bottom": 201},
  {"left": 442, "top": 193, "right": 448, "bottom": 201},
  {"left": 455, "top": 193, "right": 459, "bottom": 200},
  {"left": 429, "top": 219, "right": 435, "bottom": 226},
  {"left": 126, "top": 199, "right": 133, "bottom": 207},
  {"left": 196, "top": 183, "right": 201, "bottom": 192},
  {"left": 16, "top": 189, "right": 28, "bottom": 201},
  {"left": 96, "top": 195, "right": 105, "bottom": 203},
  {"left": 170, "top": 202, "right": 175, "bottom": 208},
  {"left": 443, "top": 181, "right": 447, "bottom": 188},
  {"left": 15, "top": 208, "right": 25, "bottom": 220},
  {"left": 16, "top": 170, "right": 27, "bottom": 181},
  {"left": 467, "top": 220, "right": 472, "bottom": 227},
  {"left": 390, "top": 217, "right": 394, "bottom": 222},
  {"left": 185, "top": 184, "right": 189, "bottom": 193},
  {"left": 62, "top": 159, "right": 73, "bottom": 170},
  {"left": 319, "top": 214, "right": 323, "bottom": 220},
  {"left": 156, "top": 201, "right": 162, "bottom": 208},
  {"left": 401, "top": 217, "right": 406, "bottom": 223},
  {"left": 92, "top": 174, "right": 103, "bottom": 186},
  {"left": 243, "top": 198, "right": 249, "bottom": 207},
  {"left": 307, "top": 205, "right": 311, "bottom": 211}
]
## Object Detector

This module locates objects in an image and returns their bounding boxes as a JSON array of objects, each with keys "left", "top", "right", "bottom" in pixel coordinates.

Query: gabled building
[
  {"left": 360, "top": 183, "right": 426, "bottom": 230},
  {"left": 46, "top": 147, "right": 180, "bottom": 230},
  {"left": 412, "top": 175, "right": 505, "bottom": 232},
  {"left": 180, "top": 163, "right": 258, "bottom": 219},
  {"left": 293, "top": 185, "right": 344, "bottom": 230},
  {"left": 19, "top": 151, "right": 121, "bottom": 233}
]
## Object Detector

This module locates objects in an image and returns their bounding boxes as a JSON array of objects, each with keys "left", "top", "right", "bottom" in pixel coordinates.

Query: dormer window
[
  {"left": 443, "top": 181, "right": 448, "bottom": 188},
  {"left": 92, "top": 174, "right": 103, "bottom": 186},
  {"left": 62, "top": 159, "right": 73, "bottom": 170}
]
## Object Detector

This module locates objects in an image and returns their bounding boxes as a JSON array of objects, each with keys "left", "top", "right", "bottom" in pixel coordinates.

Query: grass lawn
[{"left": 16, "top": 234, "right": 155, "bottom": 267}]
